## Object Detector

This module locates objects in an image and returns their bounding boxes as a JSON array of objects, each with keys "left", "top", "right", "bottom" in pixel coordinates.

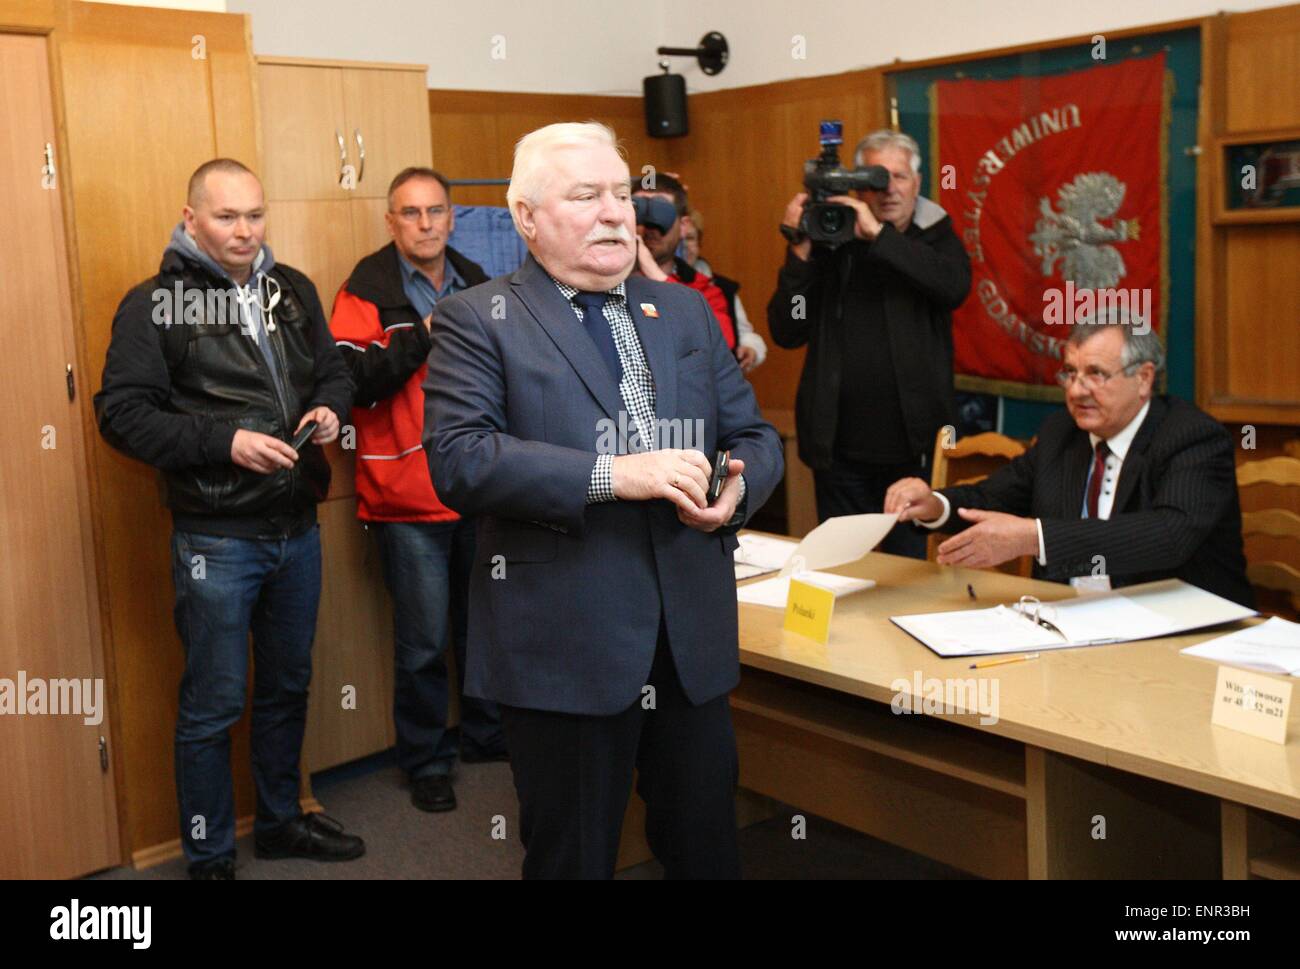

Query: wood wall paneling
[
  {"left": 1200, "top": 5, "right": 1300, "bottom": 426},
  {"left": 1224, "top": 5, "right": 1300, "bottom": 132},
  {"left": 1222, "top": 224, "right": 1300, "bottom": 408}
]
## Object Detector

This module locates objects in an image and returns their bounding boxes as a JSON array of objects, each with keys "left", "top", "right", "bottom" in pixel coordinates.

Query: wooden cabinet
[
  {"left": 258, "top": 56, "right": 431, "bottom": 202},
  {"left": 258, "top": 56, "right": 432, "bottom": 773},
  {"left": 302, "top": 500, "right": 396, "bottom": 772},
  {"left": 0, "top": 26, "right": 121, "bottom": 880},
  {"left": 1197, "top": 8, "right": 1300, "bottom": 426},
  {"left": 342, "top": 66, "right": 433, "bottom": 198}
]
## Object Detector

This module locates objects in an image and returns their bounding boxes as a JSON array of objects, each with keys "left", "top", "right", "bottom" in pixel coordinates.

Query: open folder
[
  {"left": 891, "top": 578, "right": 1257, "bottom": 658},
  {"left": 735, "top": 514, "right": 896, "bottom": 608}
]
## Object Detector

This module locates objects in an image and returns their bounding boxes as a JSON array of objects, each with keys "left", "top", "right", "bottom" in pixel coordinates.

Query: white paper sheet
[
  {"left": 784, "top": 514, "right": 897, "bottom": 574},
  {"left": 733, "top": 534, "right": 799, "bottom": 580},
  {"left": 737, "top": 571, "right": 876, "bottom": 609},
  {"left": 1047, "top": 593, "right": 1174, "bottom": 644},
  {"left": 1181, "top": 617, "right": 1300, "bottom": 676}
]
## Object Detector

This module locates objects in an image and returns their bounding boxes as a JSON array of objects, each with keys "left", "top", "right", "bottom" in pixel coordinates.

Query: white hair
[
  {"left": 854, "top": 129, "right": 922, "bottom": 174},
  {"left": 506, "top": 122, "right": 623, "bottom": 237}
]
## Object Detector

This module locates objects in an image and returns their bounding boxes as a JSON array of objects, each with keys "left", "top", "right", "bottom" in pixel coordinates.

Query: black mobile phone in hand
[
  {"left": 708, "top": 449, "right": 730, "bottom": 504},
  {"left": 291, "top": 421, "right": 319, "bottom": 452}
]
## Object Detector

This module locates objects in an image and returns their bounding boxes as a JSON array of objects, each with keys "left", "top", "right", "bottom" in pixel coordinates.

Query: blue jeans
[
  {"left": 813, "top": 456, "right": 929, "bottom": 559},
  {"left": 170, "top": 526, "right": 321, "bottom": 867},
  {"left": 371, "top": 519, "right": 504, "bottom": 779}
]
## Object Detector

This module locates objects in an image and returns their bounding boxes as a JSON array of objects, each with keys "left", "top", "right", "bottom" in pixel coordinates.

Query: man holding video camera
[{"left": 767, "top": 128, "right": 971, "bottom": 557}]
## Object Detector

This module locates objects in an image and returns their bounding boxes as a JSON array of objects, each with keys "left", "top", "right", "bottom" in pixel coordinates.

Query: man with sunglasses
[
  {"left": 884, "top": 314, "right": 1253, "bottom": 606},
  {"left": 330, "top": 168, "right": 505, "bottom": 816}
]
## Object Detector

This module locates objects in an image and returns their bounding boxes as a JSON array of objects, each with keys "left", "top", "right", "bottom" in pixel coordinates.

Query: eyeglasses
[
  {"left": 392, "top": 205, "right": 449, "bottom": 223},
  {"left": 1054, "top": 362, "right": 1145, "bottom": 391}
]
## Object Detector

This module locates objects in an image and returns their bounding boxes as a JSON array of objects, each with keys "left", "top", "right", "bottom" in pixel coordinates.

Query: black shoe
[
  {"left": 189, "top": 858, "right": 236, "bottom": 880},
  {"left": 411, "top": 774, "right": 456, "bottom": 812},
  {"left": 254, "top": 813, "right": 366, "bottom": 862},
  {"left": 460, "top": 745, "right": 509, "bottom": 764}
]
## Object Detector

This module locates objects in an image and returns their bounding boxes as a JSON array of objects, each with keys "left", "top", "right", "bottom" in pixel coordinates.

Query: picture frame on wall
[{"left": 1214, "top": 126, "right": 1300, "bottom": 223}]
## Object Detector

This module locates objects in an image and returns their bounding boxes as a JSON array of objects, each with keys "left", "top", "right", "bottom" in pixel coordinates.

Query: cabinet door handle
[
  {"left": 354, "top": 128, "right": 366, "bottom": 184},
  {"left": 336, "top": 130, "right": 347, "bottom": 186}
]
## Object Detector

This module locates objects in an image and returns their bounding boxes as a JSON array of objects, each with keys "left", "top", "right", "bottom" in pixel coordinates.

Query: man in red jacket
[
  {"left": 632, "top": 173, "right": 736, "bottom": 349},
  {"left": 330, "top": 167, "right": 505, "bottom": 814}
]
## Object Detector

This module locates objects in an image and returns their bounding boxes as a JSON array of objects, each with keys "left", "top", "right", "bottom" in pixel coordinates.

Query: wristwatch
[{"left": 779, "top": 223, "right": 808, "bottom": 245}]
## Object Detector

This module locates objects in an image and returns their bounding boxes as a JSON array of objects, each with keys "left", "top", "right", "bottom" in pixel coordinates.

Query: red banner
[{"left": 935, "top": 54, "right": 1168, "bottom": 397}]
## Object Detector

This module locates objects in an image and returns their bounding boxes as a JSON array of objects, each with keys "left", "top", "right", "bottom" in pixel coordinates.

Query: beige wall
[{"left": 227, "top": 0, "right": 1296, "bottom": 94}]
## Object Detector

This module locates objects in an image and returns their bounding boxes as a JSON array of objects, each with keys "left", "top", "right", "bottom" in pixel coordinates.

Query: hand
[
  {"left": 735, "top": 345, "right": 758, "bottom": 373},
  {"left": 677, "top": 458, "right": 745, "bottom": 533},
  {"left": 612, "top": 448, "right": 712, "bottom": 514},
  {"left": 782, "top": 192, "right": 812, "bottom": 262},
  {"left": 884, "top": 477, "right": 943, "bottom": 523},
  {"left": 296, "top": 406, "right": 340, "bottom": 445},
  {"left": 826, "top": 194, "right": 883, "bottom": 241},
  {"left": 635, "top": 238, "right": 669, "bottom": 282},
  {"left": 232, "top": 429, "right": 298, "bottom": 474},
  {"left": 936, "top": 509, "right": 1039, "bottom": 569}
]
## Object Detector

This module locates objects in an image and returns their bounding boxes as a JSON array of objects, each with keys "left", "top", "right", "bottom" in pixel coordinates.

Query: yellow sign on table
[
  {"left": 783, "top": 578, "right": 837, "bottom": 644},
  {"left": 1211, "top": 666, "right": 1292, "bottom": 744}
]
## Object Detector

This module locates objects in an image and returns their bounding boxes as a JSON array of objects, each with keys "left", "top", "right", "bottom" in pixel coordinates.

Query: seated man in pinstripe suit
[{"left": 884, "top": 315, "right": 1254, "bottom": 606}]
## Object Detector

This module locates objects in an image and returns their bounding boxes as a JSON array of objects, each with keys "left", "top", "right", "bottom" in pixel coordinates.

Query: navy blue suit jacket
[{"left": 423, "top": 254, "right": 783, "bottom": 715}]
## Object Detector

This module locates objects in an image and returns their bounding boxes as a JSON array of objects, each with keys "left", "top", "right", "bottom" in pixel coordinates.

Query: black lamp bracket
[{"left": 656, "top": 31, "right": 728, "bottom": 76}]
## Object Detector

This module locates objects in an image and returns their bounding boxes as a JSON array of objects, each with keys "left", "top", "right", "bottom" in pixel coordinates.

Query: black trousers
[{"left": 499, "top": 632, "right": 740, "bottom": 880}]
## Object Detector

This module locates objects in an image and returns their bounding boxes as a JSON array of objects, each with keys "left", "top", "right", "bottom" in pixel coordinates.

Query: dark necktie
[
  {"left": 1085, "top": 440, "right": 1111, "bottom": 519},
  {"left": 573, "top": 291, "right": 622, "bottom": 384}
]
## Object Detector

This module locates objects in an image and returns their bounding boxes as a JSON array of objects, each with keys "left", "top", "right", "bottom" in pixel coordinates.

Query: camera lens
[{"left": 818, "top": 206, "right": 845, "bottom": 236}]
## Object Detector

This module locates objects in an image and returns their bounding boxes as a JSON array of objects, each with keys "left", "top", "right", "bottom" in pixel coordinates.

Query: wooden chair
[
  {"left": 1236, "top": 455, "right": 1300, "bottom": 617},
  {"left": 927, "top": 430, "right": 1032, "bottom": 576}
]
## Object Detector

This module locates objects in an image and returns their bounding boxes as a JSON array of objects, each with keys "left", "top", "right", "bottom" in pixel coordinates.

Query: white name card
[{"left": 1211, "top": 666, "right": 1292, "bottom": 745}]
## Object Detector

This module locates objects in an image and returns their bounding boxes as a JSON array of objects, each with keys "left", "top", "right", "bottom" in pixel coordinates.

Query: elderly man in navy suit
[{"left": 422, "top": 122, "right": 782, "bottom": 879}]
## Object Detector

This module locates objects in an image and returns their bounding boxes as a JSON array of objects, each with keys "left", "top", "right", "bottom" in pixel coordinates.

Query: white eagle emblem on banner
[{"left": 1029, "top": 172, "right": 1139, "bottom": 290}]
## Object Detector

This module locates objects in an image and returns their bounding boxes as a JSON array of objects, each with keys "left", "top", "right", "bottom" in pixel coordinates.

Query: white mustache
[{"left": 585, "top": 225, "right": 632, "bottom": 245}]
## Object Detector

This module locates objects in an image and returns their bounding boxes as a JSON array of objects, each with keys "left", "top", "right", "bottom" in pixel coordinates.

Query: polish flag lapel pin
[{"left": 639, "top": 303, "right": 659, "bottom": 318}]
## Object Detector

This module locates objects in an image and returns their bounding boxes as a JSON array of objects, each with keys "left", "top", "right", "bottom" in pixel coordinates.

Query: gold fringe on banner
[
  {"left": 1158, "top": 66, "right": 1173, "bottom": 395},
  {"left": 955, "top": 374, "right": 1066, "bottom": 402},
  {"left": 928, "top": 81, "right": 940, "bottom": 200}
]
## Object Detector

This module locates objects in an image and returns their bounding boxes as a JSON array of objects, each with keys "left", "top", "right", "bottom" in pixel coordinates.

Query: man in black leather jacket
[{"left": 96, "top": 158, "right": 361, "bottom": 879}]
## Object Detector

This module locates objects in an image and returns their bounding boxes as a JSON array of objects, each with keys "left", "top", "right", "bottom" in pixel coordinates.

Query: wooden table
[{"left": 732, "top": 550, "right": 1300, "bottom": 879}]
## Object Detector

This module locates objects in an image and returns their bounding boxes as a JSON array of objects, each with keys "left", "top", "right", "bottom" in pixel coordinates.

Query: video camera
[{"left": 795, "top": 120, "right": 890, "bottom": 247}]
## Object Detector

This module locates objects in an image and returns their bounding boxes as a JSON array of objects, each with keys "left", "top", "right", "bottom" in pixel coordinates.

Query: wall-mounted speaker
[{"left": 643, "top": 72, "right": 688, "bottom": 139}]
